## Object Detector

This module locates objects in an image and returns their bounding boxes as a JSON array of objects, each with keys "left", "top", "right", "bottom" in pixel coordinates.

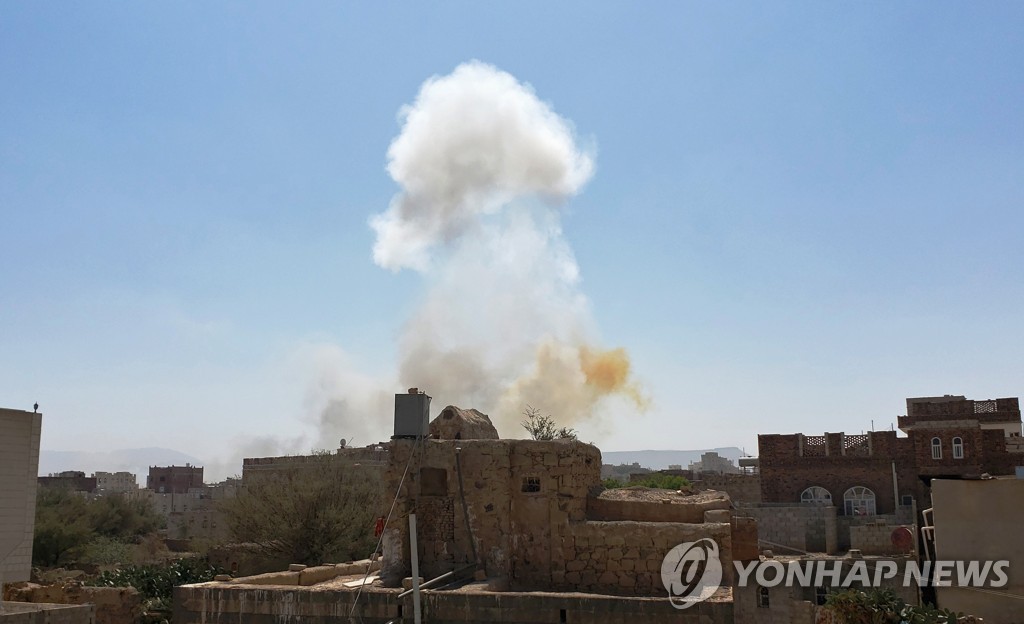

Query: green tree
[
  {"left": 33, "top": 486, "right": 93, "bottom": 566},
  {"left": 218, "top": 456, "right": 382, "bottom": 565},
  {"left": 88, "top": 494, "right": 161, "bottom": 539},
  {"left": 521, "top": 406, "right": 578, "bottom": 441},
  {"left": 33, "top": 487, "right": 164, "bottom": 567}
]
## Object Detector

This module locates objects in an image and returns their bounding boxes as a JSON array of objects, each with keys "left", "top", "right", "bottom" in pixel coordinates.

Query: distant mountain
[
  {"left": 600, "top": 447, "right": 749, "bottom": 470},
  {"left": 38, "top": 447, "right": 206, "bottom": 483}
]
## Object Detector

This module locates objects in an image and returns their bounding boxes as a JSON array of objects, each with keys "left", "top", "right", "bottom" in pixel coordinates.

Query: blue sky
[{"left": 2, "top": 3, "right": 1022, "bottom": 477}]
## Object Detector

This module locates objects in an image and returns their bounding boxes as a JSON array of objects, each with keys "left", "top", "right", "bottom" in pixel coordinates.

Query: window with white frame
[
  {"left": 931, "top": 437, "right": 942, "bottom": 459},
  {"left": 800, "top": 486, "right": 833, "bottom": 505},
  {"left": 952, "top": 437, "right": 964, "bottom": 459},
  {"left": 843, "top": 486, "right": 876, "bottom": 516}
]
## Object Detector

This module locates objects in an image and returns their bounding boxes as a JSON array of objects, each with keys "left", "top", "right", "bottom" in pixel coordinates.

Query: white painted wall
[{"left": 0, "top": 408, "right": 42, "bottom": 583}]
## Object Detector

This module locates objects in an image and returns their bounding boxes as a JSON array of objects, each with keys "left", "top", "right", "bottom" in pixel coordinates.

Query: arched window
[
  {"left": 843, "top": 486, "right": 876, "bottom": 516},
  {"left": 800, "top": 486, "right": 833, "bottom": 505},
  {"left": 931, "top": 437, "right": 942, "bottom": 459},
  {"left": 952, "top": 437, "right": 964, "bottom": 459}
]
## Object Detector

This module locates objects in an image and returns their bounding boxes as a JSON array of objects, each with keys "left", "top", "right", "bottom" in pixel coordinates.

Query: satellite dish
[
  {"left": 891, "top": 527, "right": 914, "bottom": 552},
  {"left": 339, "top": 438, "right": 347, "bottom": 449}
]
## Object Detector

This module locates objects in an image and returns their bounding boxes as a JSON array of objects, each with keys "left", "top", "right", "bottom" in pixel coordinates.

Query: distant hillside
[
  {"left": 601, "top": 447, "right": 748, "bottom": 471},
  {"left": 38, "top": 447, "right": 206, "bottom": 484}
]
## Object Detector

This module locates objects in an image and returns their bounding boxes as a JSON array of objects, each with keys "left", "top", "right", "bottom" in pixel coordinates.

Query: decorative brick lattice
[
  {"left": 802, "top": 435, "right": 826, "bottom": 457},
  {"left": 844, "top": 434, "right": 870, "bottom": 457},
  {"left": 974, "top": 400, "right": 997, "bottom": 413}
]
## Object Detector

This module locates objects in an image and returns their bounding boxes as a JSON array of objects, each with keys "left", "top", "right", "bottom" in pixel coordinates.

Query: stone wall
[
  {"left": 0, "top": 602, "right": 95, "bottom": 624},
  {"left": 242, "top": 446, "right": 389, "bottom": 482},
  {"left": 694, "top": 474, "right": 761, "bottom": 504},
  {"left": 174, "top": 583, "right": 734, "bottom": 624},
  {"left": 6, "top": 584, "right": 140, "bottom": 624},
  {"left": 848, "top": 524, "right": 915, "bottom": 556},
  {"left": 382, "top": 439, "right": 599, "bottom": 588},
  {"left": 735, "top": 504, "right": 838, "bottom": 555},
  {"left": 836, "top": 508, "right": 913, "bottom": 552},
  {"left": 382, "top": 438, "right": 737, "bottom": 596},
  {"left": 558, "top": 521, "right": 734, "bottom": 594}
]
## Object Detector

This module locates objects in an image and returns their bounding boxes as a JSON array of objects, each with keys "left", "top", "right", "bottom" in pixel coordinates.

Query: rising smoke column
[{"left": 369, "top": 60, "right": 647, "bottom": 435}]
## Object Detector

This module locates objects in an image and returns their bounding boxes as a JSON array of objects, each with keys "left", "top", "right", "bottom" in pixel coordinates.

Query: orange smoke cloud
[
  {"left": 579, "top": 346, "right": 649, "bottom": 409},
  {"left": 495, "top": 340, "right": 649, "bottom": 433}
]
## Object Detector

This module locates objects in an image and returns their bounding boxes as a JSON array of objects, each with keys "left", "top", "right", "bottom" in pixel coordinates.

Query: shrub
[
  {"left": 218, "top": 457, "right": 382, "bottom": 565},
  {"left": 89, "top": 557, "right": 222, "bottom": 612},
  {"left": 632, "top": 473, "right": 691, "bottom": 490},
  {"left": 825, "top": 588, "right": 963, "bottom": 624}
]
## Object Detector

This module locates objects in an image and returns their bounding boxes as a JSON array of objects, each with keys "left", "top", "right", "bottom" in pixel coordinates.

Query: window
[
  {"left": 931, "top": 437, "right": 942, "bottom": 459},
  {"left": 800, "top": 486, "right": 833, "bottom": 505},
  {"left": 952, "top": 437, "right": 964, "bottom": 459},
  {"left": 758, "top": 586, "right": 770, "bottom": 608},
  {"left": 843, "top": 486, "right": 876, "bottom": 516},
  {"left": 521, "top": 477, "right": 541, "bottom": 493},
  {"left": 901, "top": 494, "right": 914, "bottom": 506}
]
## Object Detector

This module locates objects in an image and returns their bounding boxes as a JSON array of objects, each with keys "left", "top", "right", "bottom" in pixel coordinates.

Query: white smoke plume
[
  {"left": 362, "top": 60, "right": 647, "bottom": 436},
  {"left": 371, "top": 61, "right": 594, "bottom": 272}
]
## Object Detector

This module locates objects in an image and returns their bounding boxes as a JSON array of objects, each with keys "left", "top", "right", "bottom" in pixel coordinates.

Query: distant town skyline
[{"left": 2, "top": 3, "right": 1022, "bottom": 479}]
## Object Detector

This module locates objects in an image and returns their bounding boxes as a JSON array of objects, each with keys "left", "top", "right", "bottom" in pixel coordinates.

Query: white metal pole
[
  {"left": 409, "top": 513, "right": 422, "bottom": 624},
  {"left": 891, "top": 461, "right": 899, "bottom": 511}
]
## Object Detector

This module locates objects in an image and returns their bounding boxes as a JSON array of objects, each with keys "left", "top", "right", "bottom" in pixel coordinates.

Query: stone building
[
  {"left": 146, "top": 464, "right": 203, "bottom": 493},
  {"left": 758, "top": 395, "right": 1023, "bottom": 518},
  {"left": 0, "top": 407, "right": 41, "bottom": 584},
  {"left": 381, "top": 434, "right": 756, "bottom": 596},
  {"left": 175, "top": 393, "right": 751, "bottom": 624},
  {"left": 37, "top": 471, "right": 96, "bottom": 494},
  {"left": 241, "top": 444, "right": 388, "bottom": 483},
  {"left": 688, "top": 451, "right": 739, "bottom": 475},
  {"left": 142, "top": 479, "right": 238, "bottom": 541},
  {"left": 93, "top": 471, "right": 137, "bottom": 493}
]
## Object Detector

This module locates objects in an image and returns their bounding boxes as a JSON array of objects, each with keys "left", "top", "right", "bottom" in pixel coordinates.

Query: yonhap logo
[{"left": 661, "top": 538, "right": 723, "bottom": 609}]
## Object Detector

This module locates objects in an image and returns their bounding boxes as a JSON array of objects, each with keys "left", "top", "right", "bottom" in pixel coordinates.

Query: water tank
[{"left": 394, "top": 389, "right": 431, "bottom": 438}]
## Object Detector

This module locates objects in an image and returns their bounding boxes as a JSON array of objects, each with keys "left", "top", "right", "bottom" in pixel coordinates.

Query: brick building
[
  {"left": 758, "top": 395, "right": 1024, "bottom": 517},
  {"left": 146, "top": 464, "right": 203, "bottom": 493}
]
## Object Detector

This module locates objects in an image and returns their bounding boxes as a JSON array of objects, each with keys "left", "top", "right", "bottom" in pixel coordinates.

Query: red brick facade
[
  {"left": 146, "top": 464, "right": 203, "bottom": 493},
  {"left": 759, "top": 397, "right": 1023, "bottom": 515}
]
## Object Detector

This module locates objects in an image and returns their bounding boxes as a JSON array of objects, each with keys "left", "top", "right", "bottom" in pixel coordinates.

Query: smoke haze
[{"left": 313, "top": 60, "right": 646, "bottom": 444}]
